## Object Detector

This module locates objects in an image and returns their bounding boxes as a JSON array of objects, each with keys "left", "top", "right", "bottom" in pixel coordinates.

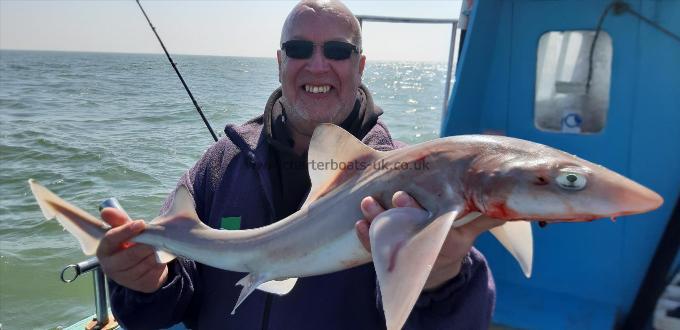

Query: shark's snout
[{"left": 612, "top": 181, "right": 664, "bottom": 216}]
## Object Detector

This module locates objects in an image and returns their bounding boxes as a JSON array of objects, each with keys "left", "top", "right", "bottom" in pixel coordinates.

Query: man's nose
[{"left": 305, "top": 45, "right": 330, "bottom": 73}]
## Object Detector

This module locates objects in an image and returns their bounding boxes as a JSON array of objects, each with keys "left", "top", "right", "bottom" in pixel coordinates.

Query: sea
[{"left": 0, "top": 49, "right": 450, "bottom": 329}]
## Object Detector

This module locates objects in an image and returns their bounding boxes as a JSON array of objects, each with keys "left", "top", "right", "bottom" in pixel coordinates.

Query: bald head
[
  {"left": 280, "top": 0, "right": 362, "bottom": 50},
  {"left": 276, "top": 0, "right": 367, "bottom": 144}
]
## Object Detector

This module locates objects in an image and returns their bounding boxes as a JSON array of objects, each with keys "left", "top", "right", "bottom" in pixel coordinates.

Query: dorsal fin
[
  {"left": 303, "top": 124, "right": 382, "bottom": 207},
  {"left": 147, "top": 185, "right": 198, "bottom": 264},
  {"left": 155, "top": 185, "right": 200, "bottom": 221}
]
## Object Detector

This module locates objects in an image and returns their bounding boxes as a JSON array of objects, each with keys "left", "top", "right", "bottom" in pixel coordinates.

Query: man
[{"left": 97, "top": 1, "right": 499, "bottom": 328}]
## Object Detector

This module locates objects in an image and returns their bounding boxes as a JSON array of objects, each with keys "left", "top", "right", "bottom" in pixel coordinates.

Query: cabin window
[{"left": 534, "top": 30, "right": 612, "bottom": 134}]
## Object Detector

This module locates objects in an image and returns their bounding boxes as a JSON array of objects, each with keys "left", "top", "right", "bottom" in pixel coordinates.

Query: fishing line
[
  {"left": 61, "top": 2, "right": 221, "bottom": 283},
  {"left": 135, "top": 0, "right": 219, "bottom": 142}
]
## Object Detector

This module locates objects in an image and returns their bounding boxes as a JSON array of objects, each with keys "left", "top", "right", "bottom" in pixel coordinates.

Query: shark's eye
[{"left": 556, "top": 172, "right": 587, "bottom": 190}]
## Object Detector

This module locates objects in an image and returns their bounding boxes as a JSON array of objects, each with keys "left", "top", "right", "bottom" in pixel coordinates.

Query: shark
[{"left": 29, "top": 123, "right": 663, "bottom": 330}]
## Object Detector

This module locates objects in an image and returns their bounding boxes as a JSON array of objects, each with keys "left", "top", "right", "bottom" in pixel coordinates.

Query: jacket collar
[
  {"left": 223, "top": 85, "right": 397, "bottom": 160},
  {"left": 263, "top": 84, "right": 382, "bottom": 156}
]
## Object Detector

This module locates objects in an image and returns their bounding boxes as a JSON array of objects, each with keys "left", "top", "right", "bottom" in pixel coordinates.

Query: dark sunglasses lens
[
  {"left": 324, "top": 41, "right": 355, "bottom": 60},
  {"left": 283, "top": 41, "right": 313, "bottom": 59}
]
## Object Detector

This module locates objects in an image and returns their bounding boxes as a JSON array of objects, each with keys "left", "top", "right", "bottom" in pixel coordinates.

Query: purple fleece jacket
[{"left": 109, "top": 116, "right": 496, "bottom": 330}]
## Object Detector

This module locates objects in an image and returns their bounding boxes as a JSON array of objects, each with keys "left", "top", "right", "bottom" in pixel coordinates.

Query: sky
[{"left": 0, "top": 1, "right": 462, "bottom": 62}]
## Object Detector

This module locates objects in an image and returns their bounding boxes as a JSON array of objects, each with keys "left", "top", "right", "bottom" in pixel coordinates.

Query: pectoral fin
[
  {"left": 369, "top": 207, "right": 459, "bottom": 330},
  {"left": 489, "top": 220, "right": 533, "bottom": 278}
]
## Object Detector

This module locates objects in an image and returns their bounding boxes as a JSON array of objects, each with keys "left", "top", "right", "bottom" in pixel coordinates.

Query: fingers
[
  {"left": 108, "top": 253, "right": 168, "bottom": 293},
  {"left": 100, "top": 207, "right": 132, "bottom": 227},
  {"left": 356, "top": 192, "right": 423, "bottom": 253},
  {"left": 109, "top": 253, "right": 157, "bottom": 281},
  {"left": 96, "top": 220, "right": 145, "bottom": 257},
  {"left": 97, "top": 208, "right": 167, "bottom": 293},
  {"left": 103, "top": 243, "right": 156, "bottom": 273},
  {"left": 360, "top": 196, "right": 385, "bottom": 222},
  {"left": 356, "top": 196, "right": 386, "bottom": 252},
  {"left": 392, "top": 191, "right": 422, "bottom": 208},
  {"left": 355, "top": 220, "right": 371, "bottom": 252},
  {"left": 133, "top": 264, "right": 169, "bottom": 293}
]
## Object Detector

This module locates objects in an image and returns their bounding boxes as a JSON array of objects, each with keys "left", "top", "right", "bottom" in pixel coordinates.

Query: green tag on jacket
[{"left": 220, "top": 216, "right": 241, "bottom": 230}]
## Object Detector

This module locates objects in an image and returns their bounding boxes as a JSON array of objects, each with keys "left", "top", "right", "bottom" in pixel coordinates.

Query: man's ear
[
  {"left": 277, "top": 49, "right": 283, "bottom": 83},
  {"left": 359, "top": 54, "right": 366, "bottom": 76}
]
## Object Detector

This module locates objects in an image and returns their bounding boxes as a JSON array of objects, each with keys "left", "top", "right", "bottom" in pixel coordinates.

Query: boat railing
[
  {"left": 61, "top": 257, "right": 115, "bottom": 330},
  {"left": 60, "top": 197, "right": 126, "bottom": 329},
  {"left": 355, "top": 15, "right": 459, "bottom": 120}
]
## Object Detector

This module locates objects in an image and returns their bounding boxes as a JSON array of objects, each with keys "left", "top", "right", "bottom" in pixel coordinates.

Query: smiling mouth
[{"left": 304, "top": 84, "right": 332, "bottom": 94}]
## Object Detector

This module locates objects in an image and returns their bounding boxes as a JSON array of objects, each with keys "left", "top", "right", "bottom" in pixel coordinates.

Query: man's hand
[
  {"left": 97, "top": 208, "right": 168, "bottom": 293},
  {"left": 355, "top": 191, "right": 504, "bottom": 290}
]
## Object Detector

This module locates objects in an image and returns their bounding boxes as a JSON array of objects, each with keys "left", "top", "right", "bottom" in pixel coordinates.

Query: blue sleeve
[
  {"left": 403, "top": 247, "right": 496, "bottom": 329},
  {"left": 109, "top": 257, "right": 200, "bottom": 329}
]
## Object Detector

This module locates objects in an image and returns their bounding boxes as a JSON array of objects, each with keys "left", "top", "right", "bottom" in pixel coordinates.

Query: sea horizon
[
  {"left": 0, "top": 48, "right": 450, "bottom": 65},
  {"left": 0, "top": 49, "right": 450, "bottom": 329}
]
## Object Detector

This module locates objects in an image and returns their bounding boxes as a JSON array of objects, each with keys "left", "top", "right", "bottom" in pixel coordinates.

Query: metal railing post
[
  {"left": 354, "top": 15, "right": 459, "bottom": 127},
  {"left": 92, "top": 267, "right": 110, "bottom": 326},
  {"left": 442, "top": 21, "right": 458, "bottom": 119}
]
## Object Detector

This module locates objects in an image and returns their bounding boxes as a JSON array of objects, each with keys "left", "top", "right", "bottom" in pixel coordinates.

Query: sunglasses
[{"left": 281, "top": 40, "right": 360, "bottom": 60}]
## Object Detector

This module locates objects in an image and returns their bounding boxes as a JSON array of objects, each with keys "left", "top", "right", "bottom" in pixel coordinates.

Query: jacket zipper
[{"left": 261, "top": 295, "right": 273, "bottom": 330}]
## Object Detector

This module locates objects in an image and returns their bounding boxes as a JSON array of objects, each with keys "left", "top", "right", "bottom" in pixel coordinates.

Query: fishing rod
[
  {"left": 57, "top": 3, "right": 220, "bottom": 314},
  {"left": 135, "top": 0, "right": 219, "bottom": 142}
]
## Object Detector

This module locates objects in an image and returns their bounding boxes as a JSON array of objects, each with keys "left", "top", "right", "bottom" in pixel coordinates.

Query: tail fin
[{"left": 28, "top": 179, "right": 108, "bottom": 255}]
